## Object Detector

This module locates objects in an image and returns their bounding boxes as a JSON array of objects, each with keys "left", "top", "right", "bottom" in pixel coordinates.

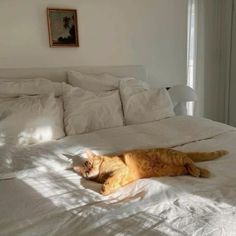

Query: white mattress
[{"left": 1, "top": 116, "right": 236, "bottom": 236}]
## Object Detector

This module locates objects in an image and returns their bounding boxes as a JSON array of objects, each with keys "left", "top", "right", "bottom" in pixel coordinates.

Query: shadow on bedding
[
  {"left": 1, "top": 172, "right": 235, "bottom": 236},
  {"left": 0, "top": 178, "right": 67, "bottom": 235}
]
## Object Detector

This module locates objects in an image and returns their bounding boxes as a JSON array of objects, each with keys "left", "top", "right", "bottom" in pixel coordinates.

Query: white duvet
[{"left": 0, "top": 116, "right": 236, "bottom": 236}]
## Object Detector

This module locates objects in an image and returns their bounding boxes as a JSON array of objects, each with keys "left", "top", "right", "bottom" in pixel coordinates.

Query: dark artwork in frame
[{"left": 47, "top": 8, "right": 79, "bottom": 47}]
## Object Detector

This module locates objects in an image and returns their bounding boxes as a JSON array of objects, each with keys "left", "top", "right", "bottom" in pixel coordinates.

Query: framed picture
[{"left": 47, "top": 8, "right": 79, "bottom": 47}]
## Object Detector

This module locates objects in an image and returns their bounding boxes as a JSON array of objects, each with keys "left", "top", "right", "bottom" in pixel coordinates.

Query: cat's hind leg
[
  {"left": 185, "top": 164, "right": 201, "bottom": 177},
  {"left": 186, "top": 164, "right": 210, "bottom": 178},
  {"left": 199, "top": 167, "right": 210, "bottom": 178},
  {"left": 157, "top": 151, "right": 203, "bottom": 178},
  {"left": 153, "top": 165, "right": 188, "bottom": 177}
]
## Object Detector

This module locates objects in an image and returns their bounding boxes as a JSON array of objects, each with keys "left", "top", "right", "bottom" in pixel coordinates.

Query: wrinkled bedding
[{"left": 0, "top": 116, "right": 236, "bottom": 236}]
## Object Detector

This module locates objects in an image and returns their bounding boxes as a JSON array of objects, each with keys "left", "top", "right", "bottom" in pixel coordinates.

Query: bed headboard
[{"left": 0, "top": 65, "right": 146, "bottom": 82}]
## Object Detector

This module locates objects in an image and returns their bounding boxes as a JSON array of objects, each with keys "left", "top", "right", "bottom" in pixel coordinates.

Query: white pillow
[
  {"left": 67, "top": 71, "right": 119, "bottom": 92},
  {"left": 0, "top": 95, "right": 65, "bottom": 146},
  {"left": 63, "top": 84, "right": 124, "bottom": 135},
  {"left": 120, "top": 78, "right": 175, "bottom": 125},
  {"left": 0, "top": 77, "right": 62, "bottom": 97}
]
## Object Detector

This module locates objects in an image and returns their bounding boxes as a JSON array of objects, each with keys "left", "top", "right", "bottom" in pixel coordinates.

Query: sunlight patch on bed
[
  {"left": 31, "top": 156, "right": 71, "bottom": 171},
  {"left": 16, "top": 171, "right": 236, "bottom": 236},
  {"left": 0, "top": 133, "right": 6, "bottom": 146},
  {"left": 18, "top": 126, "right": 53, "bottom": 145},
  {"left": 20, "top": 171, "right": 99, "bottom": 210}
]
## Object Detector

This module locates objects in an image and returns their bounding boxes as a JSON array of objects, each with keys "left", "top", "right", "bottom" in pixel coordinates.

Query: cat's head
[{"left": 78, "top": 150, "right": 103, "bottom": 179}]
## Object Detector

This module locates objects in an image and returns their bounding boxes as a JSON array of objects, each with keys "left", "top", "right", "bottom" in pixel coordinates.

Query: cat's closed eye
[{"left": 83, "top": 161, "right": 92, "bottom": 169}]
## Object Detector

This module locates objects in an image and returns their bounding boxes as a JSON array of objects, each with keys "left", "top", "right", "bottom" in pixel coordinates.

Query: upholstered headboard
[{"left": 0, "top": 65, "right": 146, "bottom": 82}]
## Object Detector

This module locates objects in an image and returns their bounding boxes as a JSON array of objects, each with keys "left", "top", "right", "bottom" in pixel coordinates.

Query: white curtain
[
  {"left": 188, "top": 0, "right": 223, "bottom": 120},
  {"left": 187, "top": 0, "right": 198, "bottom": 116}
]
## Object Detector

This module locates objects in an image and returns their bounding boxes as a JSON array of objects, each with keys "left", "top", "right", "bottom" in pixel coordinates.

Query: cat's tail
[{"left": 186, "top": 150, "right": 228, "bottom": 162}]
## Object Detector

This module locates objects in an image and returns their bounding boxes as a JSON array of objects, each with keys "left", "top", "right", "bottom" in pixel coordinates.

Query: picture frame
[{"left": 47, "top": 8, "right": 79, "bottom": 47}]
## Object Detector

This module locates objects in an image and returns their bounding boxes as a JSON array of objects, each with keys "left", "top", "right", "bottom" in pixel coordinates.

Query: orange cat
[{"left": 74, "top": 148, "right": 228, "bottom": 195}]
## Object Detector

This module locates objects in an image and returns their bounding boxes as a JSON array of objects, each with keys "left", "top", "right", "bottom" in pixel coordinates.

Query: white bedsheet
[{"left": 0, "top": 116, "right": 236, "bottom": 236}]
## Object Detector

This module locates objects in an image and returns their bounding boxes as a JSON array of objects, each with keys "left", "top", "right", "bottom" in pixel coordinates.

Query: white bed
[{"left": 0, "top": 66, "right": 236, "bottom": 236}]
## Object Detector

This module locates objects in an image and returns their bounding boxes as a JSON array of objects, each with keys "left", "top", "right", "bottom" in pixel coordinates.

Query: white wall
[{"left": 0, "top": 0, "right": 188, "bottom": 87}]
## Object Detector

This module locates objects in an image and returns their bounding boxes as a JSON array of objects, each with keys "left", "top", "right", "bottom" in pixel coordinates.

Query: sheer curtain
[
  {"left": 187, "top": 0, "right": 223, "bottom": 120},
  {"left": 187, "top": 0, "right": 198, "bottom": 116}
]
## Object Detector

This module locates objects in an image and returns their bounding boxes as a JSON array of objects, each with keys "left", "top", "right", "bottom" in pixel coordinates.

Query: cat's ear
[{"left": 85, "top": 150, "right": 96, "bottom": 159}]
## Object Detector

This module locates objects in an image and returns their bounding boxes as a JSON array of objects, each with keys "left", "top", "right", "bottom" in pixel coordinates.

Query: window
[{"left": 187, "top": 0, "right": 197, "bottom": 115}]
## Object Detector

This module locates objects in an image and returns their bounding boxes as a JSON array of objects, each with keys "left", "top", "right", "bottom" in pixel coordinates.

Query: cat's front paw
[{"left": 100, "top": 185, "right": 111, "bottom": 196}]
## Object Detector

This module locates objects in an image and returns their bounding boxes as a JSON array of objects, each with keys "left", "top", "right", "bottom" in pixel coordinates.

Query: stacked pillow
[
  {"left": 0, "top": 77, "right": 62, "bottom": 97},
  {"left": 120, "top": 78, "right": 174, "bottom": 125},
  {"left": 65, "top": 71, "right": 174, "bottom": 133},
  {"left": 67, "top": 71, "right": 119, "bottom": 92},
  {"left": 0, "top": 71, "right": 175, "bottom": 147},
  {"left": 64, "top": 71, "right": 123, "bottom": 135},
  {"left": 0, "top": 78, "right": 65, "bottom": 146},
  {"left": 0, "top": 95, "right": 64, "bottom": 146}
]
